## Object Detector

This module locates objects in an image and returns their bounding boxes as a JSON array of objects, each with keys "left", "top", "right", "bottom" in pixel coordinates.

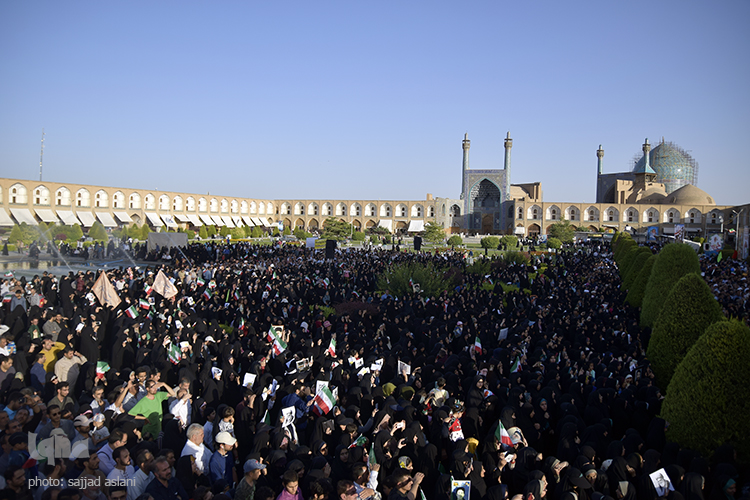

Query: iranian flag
[
  {"left": 304, "top": 276, "right": 312, "bottom": 284},
  {"left": 312, "top": 386, "right": 336, "bottom": 416},
  {"left": 272, "top": 336, "right": 287, "bottom": 356},
  {"left": 96, "top": 361, "right": 110, "bottom": 380},
  {"left": 272, "top": 271, "right": 278, "bottom": 280},
  {"left": 349, "top": 434, "right": 367, "bottom": 449},
  {"left": 494, "top": 420, "right": 514, "bottom": 449},
  {"left": 167, "top": 343, "right": 182, "bottom": 364},
  {"left": 202, "top": 289, "right": 212, "bottom": 300},
  {"left": 125, "top": 305, "right": 139, "bottom": 319},
  {"left": 474, "top": 336, "right": 482, "bottom": 354},
  {"left": 265, "top": 283, "right": 272, "bottom": 291},
  {"left": 322, "top": 278, "right": 330, "bottom": 289},
  {"left": 144, "top": 284, "right": 153, "bottom": 296},
  {"left": 267, "top": 326, "right": 280, "bottom": 342},
  {"left": 511, "top": 356, "right": 522, "bottom": 373},
  {"left": 351, "top": 290, "right": 360, "bottom": 298},
  {"left": 196, "top": 277, "right": 205, "bottom": 286},
  {"left": 233, "top": 290, "right": 241, "bottom": 301},
  {"left": 3, "top": 272, "right": 13, "bottom": 278},
  {"left": 327, "top": 338, "right": 336, "bottom": 357},
  {"left": 208, "top": 280, "right": 216, "bottom": 289},
  {"left": 483, "top": 389, "right": 494, "bottom": 399},
  {"left": 238, "top": 317, "right": 246, "bottom": 330},
  {"left": 139, "top": 299, "right": 150, "bottom": 310},
  {"left": 2, "top": 294, "right": 11, "bottom": 304}
]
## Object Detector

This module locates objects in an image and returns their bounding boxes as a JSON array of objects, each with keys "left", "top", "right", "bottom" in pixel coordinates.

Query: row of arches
[
  {"left": 3, "top": 183, "right": 277, "bottom": 215},
  {"left": 277, "top": 202, "right": 435, "bottom": 218},
  {"left": 279, "top": 218, "right": 413, "bottom": 231},
  {"left": 517, "top": 204, "right": 722, "bottom": 224}
]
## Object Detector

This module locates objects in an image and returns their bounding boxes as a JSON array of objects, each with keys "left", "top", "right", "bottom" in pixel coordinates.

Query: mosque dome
[
  {"left": 632, "top": 139, "right": 698, "bottom": 194},
  {"left": 663, "top": 184, "right": 715, "bottom": 206}
]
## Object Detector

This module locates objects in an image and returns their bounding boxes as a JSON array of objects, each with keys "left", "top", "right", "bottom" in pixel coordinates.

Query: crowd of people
[{"left": 0, "top": 239, "right": 747, "bottom": 500}]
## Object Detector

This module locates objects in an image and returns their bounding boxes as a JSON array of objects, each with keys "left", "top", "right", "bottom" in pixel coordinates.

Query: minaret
[
  {"left": 461, "top": 133, "right": 470, "bottom": 199},
  {"left": 503, "top": 132, "right": 512, "bottom": 201},
  {"left": 643, "top": 138, "right": 651, "bottom": 170},
  {"left": 597, "top": 145, "right": 604, "bottom": 175}
]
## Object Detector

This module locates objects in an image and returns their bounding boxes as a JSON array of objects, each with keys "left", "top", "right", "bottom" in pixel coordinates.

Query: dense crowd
[{"left": 0, "top": 240, "right": 747, "bottom": 500}]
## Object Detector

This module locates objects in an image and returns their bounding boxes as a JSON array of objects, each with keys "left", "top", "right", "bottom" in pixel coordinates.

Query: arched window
[
  {"left": 308, "top": 203, "right": 319, "bottom": 216},
  {"left": 220, "top": 199, "right": 229, "bottom": 213},
  {"left": 689, "top": 212, "right": 696, "bottom": 223},
  {"left": 428, "top": 206, "right": 435, "bottom": 217},
  {"left": 240, "top": 201, "right": 248, "bottom": 214},
  {"left": 173, "top": 196, "right": 183, "bottom": 211},
  {"left": 113, "top": 191, "right": 125, "bottom": 209},
  {"left": 34, "top": 185, "right": 50, "bottom": 205},
  {"left": 95, "top": 190, "right": 108, "bottom": 208},
  {"left": 76, "top": 189, "right": 91, "bottom": 207},
  {"left": 186, "top": 197, "right": 196, "bottom": 212},
  {"left": 129, "top": 193, "right": 141, "bottom": 209},
  {"left": 518, "top": 207, "right": 523, "bottom": 219},
  {"left": 56, "top": 187, "right": 71, "bottom": 206},
  {"left": 608, "top": 210, "right": 614, "bottom": 222},
  {"left": 198, "top": 198, "right": 208, "bottom": 212},
  {"left": 9, "top": 183, "right": 28, "bottom": 204},
  {"left": 648, "top": 211, "right": 655, "bottom": 223},
  {"left": 144, "top": 194, "right": 156, "bottom": 210}
]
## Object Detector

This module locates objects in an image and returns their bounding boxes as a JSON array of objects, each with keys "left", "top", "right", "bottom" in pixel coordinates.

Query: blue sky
[{"left": 1, "top": 1, "right": 748, "bottom": 205}]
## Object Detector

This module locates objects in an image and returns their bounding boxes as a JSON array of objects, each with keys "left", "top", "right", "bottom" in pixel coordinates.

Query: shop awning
[
  {"left": 161, "top": 214, "right": 178, "bottom": 228},
  {"left": 76, "top": 212, "right": 97, "bottom": 227},
  {"left": 96, "top": 212, "right": 118, "bottom": 228},
  {"left": 199, "top": 214, "right": 214, "bottom": 226},
  {"left": 10, "top": 208, "right": 38, "bottom": 226},
  {"left": 232, "top": 216, "right": 244, "bottom": 227},
  {"left": 242, "top": 216, "right": 254, "bottom": 226},
  {"left": 174, "top": 214, "right": 191, "bottom": 223},
  {"left": 377, "top": 219, "right": 393, "bottom": 230},
  {"left": 221, "top": 216, "right": 235, "bottom": 228},
  {"left": 0, "top": 209, "right": 15, "bottom": 227},
  {"left": 35, "top": 209, "right": 59, "bottom": 223},
  {"left": 407, "top": 220, "right": 425, "bottom": 232},
  {"left": 57, "top": 210, "right": 81, "bottom": 226},
  {"left": 113, "top": 212, "right": 133, "bottom": 223},
  {"left": 251, "top": 217, "right": 263, "bottom": 226},
  {"left": 514, "top": 226, "right": 526, "bottom": 235},
  {"left": 260, "top": 218, "right": 271, "bottom": 227},
  {"left": 209, "top": 215, "right": 223, "bottom": 226},
  {"left": 145, "top": 212, "right": 164, "bottom": 227},
  {"left": 186, "top": 214, "right": 203, "bottom": 226}
]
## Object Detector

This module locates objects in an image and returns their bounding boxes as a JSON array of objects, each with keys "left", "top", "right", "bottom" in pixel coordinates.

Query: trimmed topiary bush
[
  {"left": 646, "top": 273, "right": 725, "bottom": 386},
  {"left": 622, "top": 247, "right": 653, "bottom": 290},
  {"left": 619, "top": 245, "right": 641, "bottom": 279},
  {"left": 641, "top": 243, "right": 701, "bottom": 327},
  {"left": 661, "top": 320, "right": 750, "bottom": 461},
  {"left": 546, "top": 237, "right": 562, "bottom": 249},
  {"left": 625, "top": 254, "right": 656, "bottom": 308}
]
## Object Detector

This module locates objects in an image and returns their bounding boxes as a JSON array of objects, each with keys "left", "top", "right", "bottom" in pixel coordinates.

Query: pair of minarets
[
  {"left": 596, "top": 138, "right": 652, "bottom": 176},
  {"left": 461, "top": 132, "right": 512, "bottom": 200}
]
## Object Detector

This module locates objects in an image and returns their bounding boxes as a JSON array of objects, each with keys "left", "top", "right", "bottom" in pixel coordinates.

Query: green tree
[
  {"left": 283, "top": 226, "right": 291, "bottom": 236},
  {"left": 321, "top": 218, "right": 352, "bottom": 241},
  {"left": 186, "top": 229, "right": 195, "bottom": 239},
  {"left": 376, "top": 261, "right": 458, "bottom": 297},
  {"left": 641, "top": 243, "right": 701, "bottom": 327},
  {"left": 140, "top": 224, "right": 152, "bottom": 240},
  {"left": 447, "top": 235, "right": 463, "bottom": 247},
  {"left": 271, "top": 227, "right": 280, "bottom": 237},
  {"left": 219, "top": 226, "right": 230, "bottom": 237},
  {"left": 352, "top": 231, "right": 366, "bottom": 241},
  {"left": 127, "top": 224, "right": 141, "bottom": 239},
  {"left": 661, "top": 320, "right": 750, "bottom": 460},
  {"left": 423, "top": 222, "right": 446, "bottom": 244},
  {"left": 69, "top": 224, "right": 84, "bottom": 241},
  {"left": 199, "top": 225, "right": 208, "bottom": 239},
  {"left": 547, "top": 220, "right": 575, "bottom": 244},
  {"left": 500, "top": 235, "right": 518, "bottom": 249},
  {"left": 206, "top": 225, "right": 217, "bottom": 237},
  {"left": 622, "top": 247, "right": 653, "bottom": 290},
  {"left": 231, "top": 227, "right": 245, "bottom": 239},
  {"left": 88, "top": 221, "right": 108, "bottom": 241},
  {"left": 8, "top": 224, "right": 24, "bottom": 245},
  {"left": 647, "top": 273, "right": 725, "bottom": 386},
  {"left": 546, "top": 237, "right": 562, "bottom": 249},
  {"left": 294, "top": 228, "right": 312, "bottom": 240},
  {"left": 251, "top": 226, "right": 263, "bottom": 238},
  {"left": 625, "top": 254, "right": 656, "bottom": 308},
  {"left": 480, "top": 236, "right": 500, "bottom": 251}
]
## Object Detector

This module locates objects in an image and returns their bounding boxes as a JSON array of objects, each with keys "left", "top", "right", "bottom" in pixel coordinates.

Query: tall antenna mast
[{"left": 39, "top": 129, "right": 45, "bottom": 181}]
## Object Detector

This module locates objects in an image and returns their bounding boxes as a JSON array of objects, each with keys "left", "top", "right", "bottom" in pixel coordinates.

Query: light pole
[{"left": 733, "top": 209, "right": 744, "bottom": 251}]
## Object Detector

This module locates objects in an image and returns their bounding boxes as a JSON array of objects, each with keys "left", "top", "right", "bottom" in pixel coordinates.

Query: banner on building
[{"left": 674, "top": 224, "right": 685, "bottom": 243}]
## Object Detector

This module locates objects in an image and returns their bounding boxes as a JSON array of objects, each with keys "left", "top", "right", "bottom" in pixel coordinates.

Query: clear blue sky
[{"left": 1, "top": 0, "right": 748, "bottom": 205}]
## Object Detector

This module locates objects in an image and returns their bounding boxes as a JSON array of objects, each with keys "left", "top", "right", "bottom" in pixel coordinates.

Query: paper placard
[
  {"left": 451, "top": 479, "right": 471, "bottom": 500},
  {"left": 281, "top": 407, "right": 295, "bottom": 428},
  {"left": 296, "top": 358, "right": 311, "bottom": 372},
  {"left": 649, "top": 469, "right": 674, "bottom": 497},
  {"left": 357, "top": 367, "right": 370, "bottom": 377},
  {"left": 348, "top": 356, "right": 357, "bottom": 366},
  {"left": 370, "top": 358, "right": 384, "bottom": 372},
  {"left": 354, "top": 358, "right": 364, "bottom": 369},
  {"left": 242, "top": 373, "right": 256, "bottom": 388},
  {"left": 398, "top": 360, "right": 411, "bottom": 375},
  {"left": 498, "top": 328, "right": 509, "bottom": 341},
  {"left": 315, "top": 381, "right": 329, "bottom": 395}
]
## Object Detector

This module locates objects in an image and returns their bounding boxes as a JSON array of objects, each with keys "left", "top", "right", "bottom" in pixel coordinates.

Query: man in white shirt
[
  {"left": 168, "top": 389, "right": 191, "bottom": 430},
  {"left": 128, "top": 449, "right": 154, "bottom": 500},
  {"left": 54, "top": 347, "right": 87, "bottom": 390},
  {"left": 181, "top": 423, "right": 211, "bottom": 474},
  {"left": 106, "top": 446, "right": 135, "bottom": 485}
]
